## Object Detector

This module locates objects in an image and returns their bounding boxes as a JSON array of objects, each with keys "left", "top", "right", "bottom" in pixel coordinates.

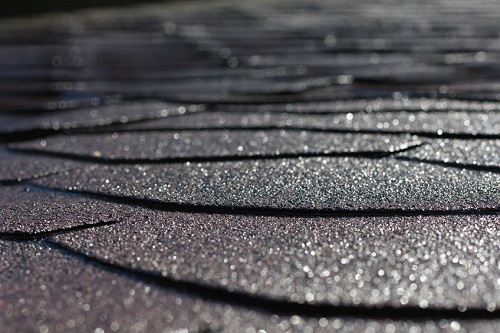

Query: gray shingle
[
  {"left": 50, "top": 213, "right": 500, "bottom": 311},
  {"left": 33, "top": 157, "right": 499, "bottom": 212},
  {"left": 10, "top": 131, "right": 421, "bottom": 161}
]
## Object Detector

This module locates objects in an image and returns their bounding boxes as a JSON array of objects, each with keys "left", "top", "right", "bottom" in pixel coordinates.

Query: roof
[{"left": 1, "top": 0, "right": 499, "bottom": 332}]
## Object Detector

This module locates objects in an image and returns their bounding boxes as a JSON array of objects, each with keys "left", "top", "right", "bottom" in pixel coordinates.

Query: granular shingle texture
[
  {"left": 0, "top": 102, "right": 201, "bottom": 140},
  {"left": 1, "top": 0, "right": 500, "bottom": 331},
  {"left": 4, "top": 240, "right": 499, "bottom": 333},
  {"left": 397, "top": 139, "right": 500, "bottom": 168},
  {"left": 11, "top": 131, "right": 421, "bottom": 161},
  {"left": 100, "top": 110, "right": 500, "bottom": 137},
  {"left": 0, "top": 148, "right": 77, "bottom": 183},
  {"left": 0, "top": 186, "right": 137, "bottom": 234},
  {"left": 50, "top": 213, "right": 500, "bottom": 311},
  {"left": 33, "top": 157, "right": 499, "bottom": 212}
]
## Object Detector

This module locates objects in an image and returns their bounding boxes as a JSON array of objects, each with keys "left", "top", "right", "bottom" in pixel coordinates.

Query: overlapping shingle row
[{"left": 1, "top": 0, "right": 499, "bottom": 332}]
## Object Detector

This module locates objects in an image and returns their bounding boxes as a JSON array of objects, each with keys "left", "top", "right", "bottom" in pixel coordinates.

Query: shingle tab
[
  {"left": 33, "top": 157, "right": 499, "bottom": 212},
  {"left": 10, "top": 131, "right": 421, "bottom": 161},
  {"left": 50, "top": 213, "right": 500, "bottom": 311}
]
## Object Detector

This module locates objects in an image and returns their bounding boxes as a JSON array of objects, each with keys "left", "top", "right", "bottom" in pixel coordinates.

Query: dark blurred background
[{"left": 1, "top": 0, "right": 166, "bottom": 17}]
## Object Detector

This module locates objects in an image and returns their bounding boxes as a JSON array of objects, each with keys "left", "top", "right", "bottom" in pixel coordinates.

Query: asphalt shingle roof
[{"left": 1, "top": 0, "right": 499, "bottom": 332}]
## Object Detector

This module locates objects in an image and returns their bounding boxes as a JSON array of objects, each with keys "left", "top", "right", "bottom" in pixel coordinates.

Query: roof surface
[{"left": 1, "top": 0, "right": 499, "bottom": 332}]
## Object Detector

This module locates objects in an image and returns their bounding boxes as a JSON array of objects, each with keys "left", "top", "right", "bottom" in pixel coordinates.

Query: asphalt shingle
[
  {"left": 107, "top": 110, "right": 500, "bottom": 137},
  {"left": 1, "top": 0, "right": 499, "bottom": 331},
  {"left": 0, "top": 186, "right": 134, "bottom": 234},
  {"left": 10, "top": 131, "right": 422, "bottom": 161},
  {"left": 2, "top": 240, "right": 499, "bottom": 333},
  {"left": 397, "top": 139, "right": 500, "bottom": 169},
  {"left": 33, "top": 157, "right": 499, "bottom": 213},
  {"left": 0, "top": 148, "right": 76, "bottom": 184},
  {"left": 0, "top": 102, "right": 198, "bottom": 139},
  {"left": 50, "top": 213, "right": 500, "bottom": 311}
]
